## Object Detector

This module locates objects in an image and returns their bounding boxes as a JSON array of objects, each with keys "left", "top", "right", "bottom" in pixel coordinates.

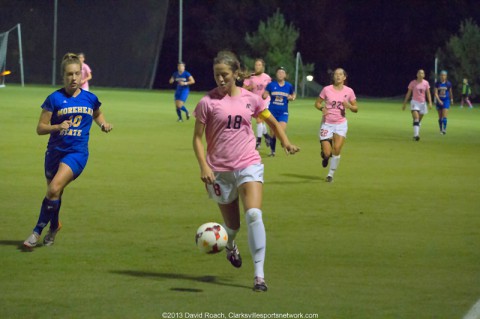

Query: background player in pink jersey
[
  {"left": 193, "top": 51, "right": 299, "bottom": 292},
  {"left": 315, "top": 68, "right": 358, "bottom": 183},
  {"left": 78, "top": 53, "right": 92, "bottom": 91},
  {"left": 243, "top": 59, "right": 272, "bottom": 149},
  {"left": 402, "top": 69, "right": 432, "bottom": 141}
]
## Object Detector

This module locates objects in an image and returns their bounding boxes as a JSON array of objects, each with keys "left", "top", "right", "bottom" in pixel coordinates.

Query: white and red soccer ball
[{"left": 195, "top": 222, "right": 228, "bottom": 254}]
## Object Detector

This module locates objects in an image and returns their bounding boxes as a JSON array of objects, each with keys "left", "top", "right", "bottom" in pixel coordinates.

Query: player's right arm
[
  {"left": 314, "top": 97, "right": 327, "bottom": 115},
  {"left": 168, "top": 75, "right": 175, "bottom": 85},
  {"left": 402, "top": 88, "right": 412, "bottom": 110},
  {"left": 36, "top": 109, "right": 72, "bottom": 135},
  {"left": 193, "top": 119, "right": 215, "bottom": 184}
]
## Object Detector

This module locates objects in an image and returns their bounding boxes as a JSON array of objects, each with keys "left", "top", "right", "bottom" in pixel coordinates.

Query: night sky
[{"left": 154, "top": 0, "right": 480, "bottom": 97}]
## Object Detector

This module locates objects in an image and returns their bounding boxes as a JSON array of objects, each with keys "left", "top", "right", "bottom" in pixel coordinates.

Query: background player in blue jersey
[
  {"left": 169, "top": 62, "right": 195, "bottom": 122},
  {"left": 262, "top": 67, "right": 296, "bottom": 157},
  {"left": 23, "top": 53, "right": 113, "bottom": 248},
  {"left": 434, "top": 70, "right": 454, "bottom": 135}
]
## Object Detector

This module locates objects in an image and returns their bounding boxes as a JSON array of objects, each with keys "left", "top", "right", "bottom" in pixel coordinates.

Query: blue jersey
[
  {"left": 265, "top": 81, "right": 294, "bottom": 113},
  {"left": 41, "top": 88, "right": 101, "bottom": 153},
  {"left": 172, "top": 71, "right": 192, "bottom": 93},
  {"left": 435, "top": 81, "right": 452, "bottom": 100}
]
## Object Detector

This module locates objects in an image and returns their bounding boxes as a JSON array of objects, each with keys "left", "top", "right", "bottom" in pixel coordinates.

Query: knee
[
  {"left": 245, "top": 208, "right": 262, "bottom": 224},
  {"left": 47, "top": 182, "right": 63, "bottom": 199}
]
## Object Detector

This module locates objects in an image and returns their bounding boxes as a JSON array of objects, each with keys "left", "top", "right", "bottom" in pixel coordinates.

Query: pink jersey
[
  {"left": 81, "top": 63, "right": 92, "bottom": 91},
  {"left": 319, "top": 85, "right": 356, "bottom": 124},
  {"left": 408, "top": 79, "right": 430, "bottom": 103},
  {"left": 194, "top": 87, "right": 266, "bottom": 171},
  {"left": 244, "top": 73, "right": 271, "bottom": 107}
]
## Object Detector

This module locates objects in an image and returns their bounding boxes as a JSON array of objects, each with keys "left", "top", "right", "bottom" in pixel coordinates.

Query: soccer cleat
[
  {"left": 177, "top": 118, "right": 183, "bottom": 122},
  {"left": 413, "top": 136, "right": 420, "bottom": 141},
  {"left": 226, "top": 245, "right": 242, "bottom": 268},
  {"left": 43, "top": 222, "right": 62, "bottom": 246},
  {"left": 256, "top": 142, "right": 261, "bottom": 149},
  {"left": 268, "top": 152, "right": 275, "bottom": 157},
  {"left": 325, "top": 175, "right": 333, "bottom": 183},
  {"left": 186, "top": 112, "right": 190, "bottom": 120},
  {"left": 253, "top": 277, "right": 268, "bottom": 292},
  {"left": 24, "top": 232, "right": 40, "bottom": 248}
]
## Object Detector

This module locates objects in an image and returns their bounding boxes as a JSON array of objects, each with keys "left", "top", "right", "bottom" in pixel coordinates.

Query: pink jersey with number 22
[{"left": 319, "top": 85, "right": 356, "bottom": 124}]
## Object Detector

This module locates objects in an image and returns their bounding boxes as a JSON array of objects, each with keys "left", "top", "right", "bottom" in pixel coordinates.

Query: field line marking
[{"left": 464, "top": 298, "right": 480, "bottom": 319}]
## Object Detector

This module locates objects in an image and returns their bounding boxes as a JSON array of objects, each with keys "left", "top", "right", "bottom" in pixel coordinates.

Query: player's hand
[
  {"left": 284, "top": 144, "right": 300, "bottom": 155},
  {"left": 59, "top": 120, "right": 72, "bottom": 130},
  {"left": 402, "top": 104, "right": 406, "bottom": 111},
  {"left": 101, "top": 123, "right": 113, "bottom": 133},
  {"left": 200, "top": 166, "right": 215, "bottom": 185},
  {"left": 428, "top": 103, "right": 433, "bottom": 110}
]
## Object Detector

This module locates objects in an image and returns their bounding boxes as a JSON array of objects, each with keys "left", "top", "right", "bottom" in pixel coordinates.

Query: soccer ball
[{"left": 195, "top": 222, "right": 228, "bottom": 254}]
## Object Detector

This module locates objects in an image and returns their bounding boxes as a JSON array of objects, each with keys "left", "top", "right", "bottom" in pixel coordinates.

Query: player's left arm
[
  {"left": 185, "top": 75, "right": 195, "bottom": 86},
  {"left": 82, "top": 71, "right": 92, "bottom": 84},
  {"left": 343, "top": 98, "right": 358, "bottom": 113},
  {"left": 426, "top": 88, "right": 433, "bottom": 109},
  {"left": 93, "top": 109, "right": 113, "bottom": 133},
  {"left": 449, "top": 86, "right": 454, "bottom": 102},
  {"left": 260, "top": 109, "right": 300, "bottom": 155}
]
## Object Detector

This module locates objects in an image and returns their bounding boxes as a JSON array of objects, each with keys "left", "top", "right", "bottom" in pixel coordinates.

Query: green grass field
[{"left": 1, "top": 85, "right": 479, "bottom": 318}]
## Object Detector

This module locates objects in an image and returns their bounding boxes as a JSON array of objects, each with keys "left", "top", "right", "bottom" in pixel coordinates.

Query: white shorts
[
  {"left": 319, "top": 121, "right": 348, "bottom": 140},
  {"left": 206, "top": 163, "right": 264, "bottom": 204},
  {"left": 410, "top": 100, "right": 428, "bottom": 114}
]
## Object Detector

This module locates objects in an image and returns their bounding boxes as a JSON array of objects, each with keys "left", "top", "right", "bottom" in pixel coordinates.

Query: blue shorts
[
  {"left": 45, "top": 150, "right": 89, "bottom": 180},
  {"left": 436, "top": 99, "right": 450, "bottom": 110},
  {"left": 270, "top": 108, "right": 289, "bottom": 123},
  {"left": 174, "top": 90, "right": 189, "bottom": 102}
]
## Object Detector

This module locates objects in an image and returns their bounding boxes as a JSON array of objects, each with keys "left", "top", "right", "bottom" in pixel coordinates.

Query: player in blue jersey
[
  {"left": 262, "top": 67, "right": 296, "bottom": 157},
  {"left": 23, "top": 53, "right": 113, "bottom": 248},
  {"left": 434, "top": 70, "right": 454, "bottom": 135},
  {"left": 169, "top": 62, "right": 195, "bottom": 122}
]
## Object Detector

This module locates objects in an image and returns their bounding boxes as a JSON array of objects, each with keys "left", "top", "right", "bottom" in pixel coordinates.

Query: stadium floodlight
[{"left": 306, "top": 75, "right": 314, "bottom": 82}]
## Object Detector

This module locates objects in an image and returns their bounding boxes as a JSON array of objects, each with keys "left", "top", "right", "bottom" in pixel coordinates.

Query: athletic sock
[
  {"left": 442, "top": 117, "right": 447, "bottom": 131},
  {"left": 413, "top": 121, "right": 420, "bottom": 136},
  {"left": 245, "top": 208, "right": 266, "bottom": 279},
  {"left": 256, "top": 123, "right": 264, "bottom": 138},
  {"left": 176, "top": 108, "right": 182, "bottom": 119},
  {"left": 223, "top": 224, "right": 239, "bottom": 250},
  {"left": 256, "top": 137, "right": 261, "bottom": 145},
  {"left": 328, "top": 155, "right": 341, "bottom": 177},
  {"left": 180, "top": 106, "right": 188, "bottom": 114},
  {"left": 49, "top": 198, "right": 62, "bottom": 230},
  {"left": 33, "top": 198, "right": 60, "bottom": 235},
  {"left": 271, "top": 137, "right": 277, "bottom": 153},
  {"left": 438, "top": 119, "right": 443, "bottom": 131}
]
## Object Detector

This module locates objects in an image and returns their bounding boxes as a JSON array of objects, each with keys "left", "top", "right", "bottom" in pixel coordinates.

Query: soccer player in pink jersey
[
  {"left": 78, "top": 53, "right": 92, "bottom": 91},
  {"left": 315, "top": 68, "right": 358, "bottom": 183},
  {"left": 193, "top": 51, "right": 299, "bottom": 292},
  {"left": 402, "top": 69, "right": 433, "bottom": 141},
  {"left": 243, "top": 59, "right": 272, "bottom": 149}
]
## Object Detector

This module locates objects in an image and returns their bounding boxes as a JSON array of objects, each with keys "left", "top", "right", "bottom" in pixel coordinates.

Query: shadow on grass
[
  {"left": 110, "top": 270, "right": 251, "bottom": 291},
  {"left": 0, "top": 240, "right": 35, "bottom": 252},
  {"left": 267, "top": 173, "right": 324, "bottom": 184}
]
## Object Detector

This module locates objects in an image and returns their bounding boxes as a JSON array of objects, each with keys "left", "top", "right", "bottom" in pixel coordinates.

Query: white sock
[
  {"left": 328, "top": 155, "right": 341, "bottom": 177},
  {"left": 245, "top": 208, "right": 266, "bottom": 278},
  {"left": 413, "top": 121, "right": 420, "bottom": 136},
  {"left": 223, "top": 224, "right": 239, "bottom": 250},
  {"left": 256, "top": 123, "right": 264, "bottom": 138}
]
